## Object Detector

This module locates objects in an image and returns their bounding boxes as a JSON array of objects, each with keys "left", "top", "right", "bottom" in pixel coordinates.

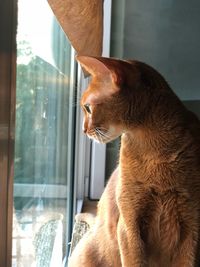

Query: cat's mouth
[
  {"left": 87, "top": 127, "right": 114, "bottom": 144},
  {"left": 87, "top": 127, "right": 120, "bottom": 144}
]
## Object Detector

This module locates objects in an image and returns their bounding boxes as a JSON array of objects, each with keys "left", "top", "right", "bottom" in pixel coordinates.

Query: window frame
[
  {"left": 0, "top": 0, "right": 112, "bottom": 265},
  {"left": 0, "top": 0, "right": 17, "bottom": 266},
  {"left": 89, "top": 0, "right": 112, "bottom": 199},
  {"left": 72, "top": 0, "right": 112, "bottom": 207}
]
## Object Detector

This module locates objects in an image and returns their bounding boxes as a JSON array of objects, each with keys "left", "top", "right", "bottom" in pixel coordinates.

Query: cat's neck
[
  {"left": 123, "top": 96, "right": 188, "bottom": 155},
  {"left": 119, "top": 103, "right": 192, "bottom": 188}
]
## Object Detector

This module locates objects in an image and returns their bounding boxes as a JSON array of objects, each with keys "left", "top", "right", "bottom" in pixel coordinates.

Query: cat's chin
[
  {"left": 87, "top": 135, "right": 118, "bottom": 144},
  {"left": 93, "top": 138, "right": 109, "bottom": 144},
  {"left": 86, "top": 126, "right": 122, "bottom": 143}
]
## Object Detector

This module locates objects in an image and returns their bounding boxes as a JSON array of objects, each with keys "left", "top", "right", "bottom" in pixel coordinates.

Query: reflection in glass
[{"left": 13, "top": 0, "right": 75, "bottom": 266}]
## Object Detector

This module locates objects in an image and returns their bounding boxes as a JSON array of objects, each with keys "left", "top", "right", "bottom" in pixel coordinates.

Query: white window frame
[
  {"left": 90, "top": 0, "right": 112, "bottom": 200},
  {"left": 74, "top": 0, "right": 112, "bottom": 205}
]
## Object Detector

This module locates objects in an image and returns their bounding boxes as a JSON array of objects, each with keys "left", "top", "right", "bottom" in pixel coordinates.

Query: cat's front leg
[
  {"left": 117, "top": 216, "right": 146, "bottom": 267},
  {"left": 116, "top": 181, "right": 150, "bottom": 267},
  {"left": 172, "top": 231, "right": 198, "bottom": 267}
]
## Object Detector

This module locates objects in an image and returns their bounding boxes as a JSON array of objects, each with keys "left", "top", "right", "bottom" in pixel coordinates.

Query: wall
[{"left": 123, "top": 0, "right": 200, "bottom": 103}]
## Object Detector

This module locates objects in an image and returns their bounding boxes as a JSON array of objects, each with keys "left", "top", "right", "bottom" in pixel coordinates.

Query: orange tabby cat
[{"left": 68, "top": 56, "right": 200, "bottom": 267}]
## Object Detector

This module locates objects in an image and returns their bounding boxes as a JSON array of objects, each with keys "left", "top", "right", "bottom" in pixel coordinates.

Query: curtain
[{"left": 47, "top": 0, "right": 103, "bottom": 57}]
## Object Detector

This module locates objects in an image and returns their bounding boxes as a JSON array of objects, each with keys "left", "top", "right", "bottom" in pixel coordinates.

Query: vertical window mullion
[
  {"left": 0, "top": 0, "right": 17, "bottom": 266},
  {"left": 65, "top": 48, "right": 77, "bottom": 256},
  {"left": 89, "top": 0, "right": 112, "bottom": 200}
]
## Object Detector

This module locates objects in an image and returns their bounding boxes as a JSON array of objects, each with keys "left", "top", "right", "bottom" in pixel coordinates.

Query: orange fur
[{"left": 68, "top": 56, "right": 200, "bottom": 267}]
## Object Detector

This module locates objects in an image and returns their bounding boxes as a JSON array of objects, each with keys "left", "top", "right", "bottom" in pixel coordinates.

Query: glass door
[{"left": 12, "top": 0, "right": 76, "bottom": 266}]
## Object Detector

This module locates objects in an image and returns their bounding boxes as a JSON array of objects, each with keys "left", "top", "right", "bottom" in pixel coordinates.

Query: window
[
  {"left": 12, "top": 0, "right": 77, "bottom": 266},
  {"left": 0, "top": 0, "right": 111, "bottom": 266}
]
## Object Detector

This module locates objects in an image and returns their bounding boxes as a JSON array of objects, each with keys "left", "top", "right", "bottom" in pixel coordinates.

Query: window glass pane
[
  {"left": 12, "top": 0, "right": 75, "bottom": 266},
  {"left": 107, "top": 0, "right": 200, "bottom": 177}
]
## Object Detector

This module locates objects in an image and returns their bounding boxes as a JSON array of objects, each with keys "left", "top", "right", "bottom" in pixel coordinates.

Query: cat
[{"left": 68, "top": 56, "right": 200, "bottom": 267}]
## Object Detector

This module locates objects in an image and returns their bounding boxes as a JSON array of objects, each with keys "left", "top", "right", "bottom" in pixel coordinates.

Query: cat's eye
[{"left": 84, "top": 104, "right": 92, "bottom": 114}]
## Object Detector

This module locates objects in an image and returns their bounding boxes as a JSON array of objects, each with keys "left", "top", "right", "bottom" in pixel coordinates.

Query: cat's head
[{"left": 76, "top": 56, "right": 166, "bottom": 143}]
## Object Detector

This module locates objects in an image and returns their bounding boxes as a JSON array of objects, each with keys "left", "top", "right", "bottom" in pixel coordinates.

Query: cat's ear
[{"left": 76, "top": 55, "right": 117, "bottom": 82}]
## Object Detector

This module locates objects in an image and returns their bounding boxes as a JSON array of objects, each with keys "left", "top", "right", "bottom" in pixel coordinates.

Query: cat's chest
[
  {"left": 119, "top": 158, "right": 173, "bottom": 188},
  {"left": 119, "top": 142, "right": 185, "bottom": 190}
]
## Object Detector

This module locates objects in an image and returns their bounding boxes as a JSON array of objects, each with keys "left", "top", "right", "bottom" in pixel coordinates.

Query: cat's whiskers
[
  {"left": 96, "top": 129, "right": 107, "bottom": 142},
  {"left": 95, "top": 127, "right": 112, "bottom": 143},
  {"left": 87, "top": 130, "right": 98, "bottom": 142},
  {"left": 98, "top": 128, "right": 112, "bottom": 138},
  {"left": 97, "top": 133, "right": 103, "bottom": 143},
  {"left": 87, "top": 128, "right": 103, "bottom": 143},
  {"left": 94, "top": 128, "right": 104, "bottom": 143}
]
